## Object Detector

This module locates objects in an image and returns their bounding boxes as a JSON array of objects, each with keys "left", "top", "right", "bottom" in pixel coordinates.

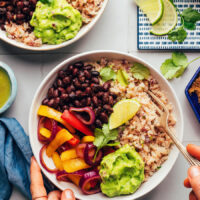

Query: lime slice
[
  {"left": 109, "top": 99, "right": 141, "bottom": 130},
  {"left": 135, "top": 0, "right": 164, "bottom": 25},
  {"left": 150, "top": 0, "right": 177, "bottom": 35}
]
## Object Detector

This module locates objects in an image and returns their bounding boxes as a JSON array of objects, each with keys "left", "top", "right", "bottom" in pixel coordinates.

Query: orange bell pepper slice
[
  {"left": 60, "top": 149, "right": 77, "bottom": 161},
  {"left": 63, "top": 158, "right": 90, "bottom": 173},
  {"left": 38, "top": 105, "right": 75, "bottom": 134},
  {"left": 52, "top": 152, "right": 63, "bottom": 171},
  {"left": 46, "top": 129, "right": 73, "bottom": 157},
  {"left": 81, "top": 136, "right": 95, "bottom": 143}
]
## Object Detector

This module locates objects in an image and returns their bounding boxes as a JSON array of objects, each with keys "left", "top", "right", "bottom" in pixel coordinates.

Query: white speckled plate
[
  {"left": 29, "top": 51, "right": 184, "bottom": 200},
  {"left": 0, "top": 0, "right": 108, "bottom": 51}
]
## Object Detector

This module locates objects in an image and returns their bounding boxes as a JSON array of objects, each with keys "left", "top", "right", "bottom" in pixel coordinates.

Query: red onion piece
[
  {"left": 37, "top": 117, "right": 58, "bottom": 143},
  {"left": 69, "top": 107, "right": 95, "bottom": 125},
  {"left": 79, "top": 170, "right": 101, "bottom": 195},
  {"left": 39, "top": 145, "right": 58, "bottom": 174},
  {"left": 84, "top": 143, "right": 103, "bottom": 166}
]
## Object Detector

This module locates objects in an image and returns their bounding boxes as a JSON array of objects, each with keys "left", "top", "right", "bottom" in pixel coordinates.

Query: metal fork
[{"left": 147, "top": 90, "right": 200, "bottom": 166}]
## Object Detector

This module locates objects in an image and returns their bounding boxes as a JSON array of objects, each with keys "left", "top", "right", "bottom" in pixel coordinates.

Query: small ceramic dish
[
  {"left": 0, "top": 61, "right": 17, "bottom": 114},
  {"left": 185, "top": 67, "right": 200, "bottom": 123},
  {"left": 29, "top": 51, "right": 183, "bottom": 200},
  {"left": 0, "top": 0, "right": 108, "bottom": 51}
]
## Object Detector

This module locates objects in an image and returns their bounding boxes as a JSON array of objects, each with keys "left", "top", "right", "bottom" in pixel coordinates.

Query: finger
[
  {"left": 30, "top": 157, "right": 47, "bottom": 200},
  {"left": 61, "top": 189, "right": 76, "bottom": 200},
  {"left": 188, "top": 166, "right": 200, "bottom": 200},
  {"left": 186, "top": 144, "right": 200, "bottom": 160},
  {"left": 189, "top": 191, "right": 198, "bottom": 200},
  {"left": 184, "top": 177, "right": 191, "bottom": 188},
  {"left": 48, "top": 190, "right": 61, "bottom": 200}
]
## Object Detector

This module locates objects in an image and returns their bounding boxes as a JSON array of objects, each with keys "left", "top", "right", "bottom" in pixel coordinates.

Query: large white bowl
[
  {"left": 0, "top": 1, "right": 108, "bottom": 51},
  {"left": 29, "top": 51, "right": 184, "bottom": 200}
]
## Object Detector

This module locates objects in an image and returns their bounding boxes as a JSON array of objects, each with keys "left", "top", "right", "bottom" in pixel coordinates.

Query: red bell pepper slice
[
  {"left": 44, "top": 118, "right": 80, "bottom": 147},
  {"left": 61, "top": 110, "right": 93, "bottom": 136}
]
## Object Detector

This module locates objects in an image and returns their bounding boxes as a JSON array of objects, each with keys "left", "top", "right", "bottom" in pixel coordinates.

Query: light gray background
[{"left": 0, "top": 0, "right": 199, "bottom": 199}]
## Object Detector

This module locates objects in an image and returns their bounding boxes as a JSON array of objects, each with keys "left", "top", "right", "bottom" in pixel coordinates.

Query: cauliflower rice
[{"left": 86, "top": 58, "right": 176, "bottom": 180}]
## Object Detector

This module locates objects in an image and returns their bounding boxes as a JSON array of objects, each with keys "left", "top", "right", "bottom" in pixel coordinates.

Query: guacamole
[
  {"left": 30, "top": 0, "right": 82, "bottom": 45},
  {"left": 99, "top": 144, "right": 144, "bottom": 197}
]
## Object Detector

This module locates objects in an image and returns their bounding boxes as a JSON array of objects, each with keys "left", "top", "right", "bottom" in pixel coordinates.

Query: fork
[{"left": 147, "top": 90, "right": 200, "bottom": 166}]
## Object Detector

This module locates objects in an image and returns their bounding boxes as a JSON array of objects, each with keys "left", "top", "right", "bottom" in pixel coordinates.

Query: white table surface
[{"left": 0, "top": 0, "right": 199, "bottom": 199}]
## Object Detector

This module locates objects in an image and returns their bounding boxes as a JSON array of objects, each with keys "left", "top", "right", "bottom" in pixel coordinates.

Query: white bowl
[
  {"left": 0, "top": 1, "right": 108, "bottom": 51},
  {"left": 29, "top": 51, "right": 184, "bottom": 200}
]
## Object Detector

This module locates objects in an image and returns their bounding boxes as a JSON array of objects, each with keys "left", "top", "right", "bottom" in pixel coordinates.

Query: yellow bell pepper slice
[
  {"left": 81, "top": 136, "right": 95, "bottom": 143},
  {"left": 63, "top": 158, "right": 90, "bottom": 173},
  {"left": 40, "top": 128, "right": 51, "bottom": 138},
  {"left": 67, "top": 174, "right": 81, "bottom": 186},
  {"left": 60, "top": 149, "right": 77, "bottom": 161},
  {"left": 46, "top": 129, "right": 73, "bottom": 157},
  {"left": 38, "top": 105, "right": 75, "bottom": 134},
  {"left": 52, "top": 152, "right": 63, "bottom": 171}
]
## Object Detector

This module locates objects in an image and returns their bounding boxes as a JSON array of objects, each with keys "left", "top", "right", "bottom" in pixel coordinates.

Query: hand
[
  {"left": 30, "top": 156, "right": 76, "bottom": 200},
  {"left": 184, "top": 144, "right": 200, "bottom": 200}
]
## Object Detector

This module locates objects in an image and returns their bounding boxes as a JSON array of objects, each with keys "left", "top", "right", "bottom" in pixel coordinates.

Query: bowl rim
[
  {"left": 0, "top": 61, "right": 17, "bottom": 114},
  {"left": 0, "top": 0, "right": 108, "bottom": 51},
  {"left": 29, "top": 50, "right": 184, "bottom": 199}
]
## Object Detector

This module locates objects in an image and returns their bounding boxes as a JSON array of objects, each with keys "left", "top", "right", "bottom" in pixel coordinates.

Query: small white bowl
[
  {"left": 0, "top": 0, "right": 108, "bottom": 51},
  {"left": 29, "top": 51, "right": 183, "bottom": 200}
]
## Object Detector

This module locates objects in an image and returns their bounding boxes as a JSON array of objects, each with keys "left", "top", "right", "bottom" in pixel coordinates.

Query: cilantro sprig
[
  {"left": 93, "top": 124, "right": 119, "bottom": 158},
  {"left": 160, "top": 52, "right": 200, "bottom": 80}
]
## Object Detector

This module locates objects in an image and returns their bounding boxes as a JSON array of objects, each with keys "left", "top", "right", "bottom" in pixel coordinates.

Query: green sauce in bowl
[{"left": 0, "top": 68, "right": 11, "bottom": 108}]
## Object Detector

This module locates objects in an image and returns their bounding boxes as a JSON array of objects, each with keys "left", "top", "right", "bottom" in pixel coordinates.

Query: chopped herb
[
  {"left": 100, "top": 66, "right": 116, "bottom": 82},
  {"left": 157, "top": 166, "right": 162, "bottom": 169},
  {"left": 131, "top": 63, "right": 150, "bottom": 80},
  {"left": 116, "top": 69, "right": 129, "bottom": 86}
]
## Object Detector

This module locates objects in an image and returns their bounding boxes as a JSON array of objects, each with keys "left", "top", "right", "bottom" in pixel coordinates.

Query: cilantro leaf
[
  {"left": 100, "top": 66, "right": 116, "bottom": 82},
  {"left": 181, "top": 8, "right": 200, "bottom": 30},
  {"left": 172, "top": 52, "right": 188, "bottom": 67},
  {"left": 39, "top": 0, "right": 52, "bottom": 4},
  {"left": 116, "top": 69, "right": 129, "bottom": 86},
  {"left": 168, "top": 26, "right": 187, "bottom": 43},
  {"left": 93, "top": 124, "right": 119, "bottom": 157},
  {"left": 131, "top": 63, "right": 150, "bottom": 80},
  {"left": 160, "top": 59, "right": 181, "bottom": 80}
]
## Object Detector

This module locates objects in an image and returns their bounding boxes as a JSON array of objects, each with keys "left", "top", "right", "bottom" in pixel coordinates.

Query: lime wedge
[
  {"left": 109, "top": 99, "right": 141, "bottom": 130},
  {"left": 150, "top": 0, "right": 177, "bottom": 35},
  {"left": 135, "top": 0, "right": 164, "bottom": 25}
]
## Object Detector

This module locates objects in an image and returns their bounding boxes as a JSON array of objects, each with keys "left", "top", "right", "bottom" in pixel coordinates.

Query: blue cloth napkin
[{"left": 0, "top": 118, "right": 55, "bottom": 200}]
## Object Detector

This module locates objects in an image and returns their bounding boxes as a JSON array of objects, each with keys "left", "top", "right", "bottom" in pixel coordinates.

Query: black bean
[
  {"left": 81, "top": 98, "right": 87, "bottom": 107},
  {"left": 91, "top": 77, "right": 99, "bottom": 84},
  {"left": 74, "top": 100, "right": 81, "bottom": 107},
  {"left": 100, "top": 112, "right": 108, "bottom": 123},
  {"left": 42, "top": 98, "right": 49, "bottom": 105},
  {"left": 22, "top": 7, "right": 29, "bottom": 14},
  {"left": 54, "top": 97, "right": 60, "bottom": 107},
  {"left": 92, "top": 96, "right": 98, "bottom": 107},
  {"left": 62, "top": 105, "right": 69, "bottom": 111},
  {"left": 103, "top": 92, "right": 109, "bottom": 103},
  {"left": 58, "top": 87, "right": 65, "bottom": 95},
  {"left": 48, "top": 87, "right": 54, "bottom": 98},
  {"left": 69, "top": 92, "right": 76, "bottom": 100},
  {"left": 91, "top": 71, "right": 100, "bottom": 77},
  {"left": 16, "top": 1, "right": 24, "bottom": 9},
  {"left": 94, "top": 107, "right": 101, "bottom": 116},
  {"left": 83, "top": 64, "right": 93, "bottom": 70},
  {"left": 74, "top": 61, "right": 83, "bottom": 68},
  {"left": 53, "top": 89, "right": 59, "bottom": 98},
  {"left": 74, "top": 79, "right": 81, "bottom": 89},
  {"left": 60, "top": 93, "right": 69, "bottom": 102},
  {"left": 6, "top": 12, "right": 12, "bottom": 20},
  {"left": 81, "top": 83, "right": 88, "bottom": 89},
  {"left": 58, "top": 70, "right": 66, "bottom": 78},
  {"left": 63, "top": 76, "right": 71, "bottom": 86},
  {"left": 67, "top": 65, "right": 73, "bottom": 72},
  {"left": 103, "top": 81, "right": 111, "bottom": 91},
  {"left": 29, "top": 0, "right": 37, "bottom": 5},
  {"left": 48, "top": 99, "right": 55, "bottom": 107},
  {"left": 66, "top": 85, "right": 75, "bottom": 93},
  {"left": 84, "top": 70, "right": 91, "bottom": 79},
  {"left": 86, "top": 97, "right": 91, "bottom": 106},
  {"left": 108, "top": 96, "right": 114, "bottom": 105},
  {"left": 79, "top": 76, "right": 85, "bottom": 83},
  {"left": 72, "top": 68, "right": 78, "bottom": 76},
  {"left": 95, "top": 119, "right": 102, "bottom": 128},
  {"left": 57, "top": 79, "right": 63, "bottom": 87},
  {"left": 111, "top": 92, "right": 118, "bottom": 99},
  {"left": 85, "top": 87, "right": 92, "bottom": 95},
  {"left": 0, "top": 8, "right": 6, "bottom": 15},
  {"left": 97, "top": 91, "right": 103, "bottom": 98},
  {"left": 103, "top": 104, "right": 113, "bottom": 112},
  {"left": 75, "top": 90, "right": 82, "bottom": 98}
]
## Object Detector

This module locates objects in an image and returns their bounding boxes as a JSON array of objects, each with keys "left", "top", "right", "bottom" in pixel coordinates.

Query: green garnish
[
  {"left": 39, "top": 0, "right": 52, "bottom": 4},
  {"left": 116, "top": 69, "right": 129, "bottom": 86},
  {"left": 100, "top": 66, "right": 116, "bottom": 82},
  {"left": 93, "top": 124, "right": 119, "bottom": 158},
  {"left": 181, "top": 8, "right": 200, "bottom": 30},
  {"left": 168, "top": 26, "right": 187, "bottom": 43},
  {"left": 131, "top": 63, "right": 150, "bottom": 80},
  {"left": 160, "top": 52, "right": 200, "bottom": 80}
]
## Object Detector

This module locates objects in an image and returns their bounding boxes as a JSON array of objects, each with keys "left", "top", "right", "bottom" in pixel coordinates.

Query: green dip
[
  {"left": 99, "top": 144, "right": 144, "bottom": 197},
  {"left": 30, "top": 0, "right": 82, "bottom": 45},
  {"left": 0, "top": 69, "right": 11, "bottom": 108}
]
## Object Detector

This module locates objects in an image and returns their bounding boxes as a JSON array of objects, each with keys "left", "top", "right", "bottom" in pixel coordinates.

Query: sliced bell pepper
[
  {"left": 61, "top": 110, "right": 93, "bottom": 136},
  {"left": 52, "top": 152, "right": 63, "bottom": 171},
  {"left": 63, "top": 158, "right": 90, "bottom": 173},
  {"left": 60, "top": 149, "right": 77, "bottom": 161},
  {"left": 38, "top": 105, "right": 75, "bottom": 134},
  {"left": 46, "top": 129, "right": 73, "bottom": 157},
  {"left": 81, "top": 136, "right": 95, "bottom": 143},
  {"left": 68, "top": 137, "right": 80, "bottom": 147},
  {"left": 39, "top": 127, "right": 51, "bottom": 138}
]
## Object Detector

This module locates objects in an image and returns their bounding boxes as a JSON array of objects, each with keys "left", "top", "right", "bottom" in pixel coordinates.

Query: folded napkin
[{"left": 0, "top": 118, "right": 54, "bottom": 200}]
